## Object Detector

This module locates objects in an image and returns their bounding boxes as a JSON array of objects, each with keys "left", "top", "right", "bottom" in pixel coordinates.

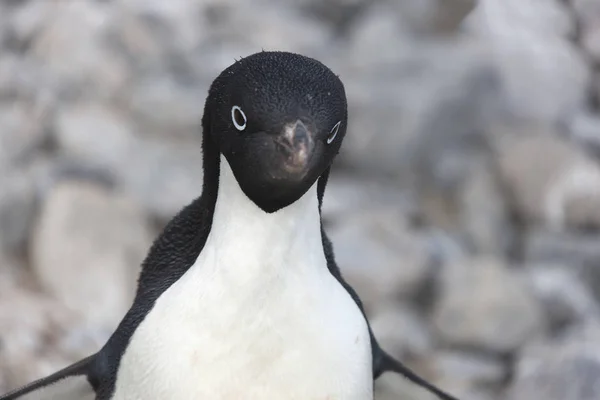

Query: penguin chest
[{"left": 112, "top": 255, "right": 373, "bottom": 400}]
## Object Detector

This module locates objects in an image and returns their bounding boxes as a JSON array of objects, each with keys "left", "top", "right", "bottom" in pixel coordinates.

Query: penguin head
[{"left": 204, "top": 51, "right": 348, "bottom": 213}]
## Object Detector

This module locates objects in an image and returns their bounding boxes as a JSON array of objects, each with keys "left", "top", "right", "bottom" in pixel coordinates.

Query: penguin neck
[{"left": 203, "top": 155, "right": 325, "bottom": 278}]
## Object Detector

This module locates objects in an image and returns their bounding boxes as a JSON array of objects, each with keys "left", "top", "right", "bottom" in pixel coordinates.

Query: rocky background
[{"left": 0, "top": 0, "right": 599, "bottom": 399}]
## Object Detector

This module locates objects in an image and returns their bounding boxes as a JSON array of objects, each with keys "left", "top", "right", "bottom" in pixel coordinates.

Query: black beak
[{"left": 274, "top": 120, "right": 316, "bottom": 177}]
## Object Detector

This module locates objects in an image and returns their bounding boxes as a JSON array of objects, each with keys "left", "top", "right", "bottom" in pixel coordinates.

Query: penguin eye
[
  {"left": 327, "top": 121, "right": 341, "bottom": 144},
  {"left": 231, "top": 106, "right": 247, "bottom": 131}
]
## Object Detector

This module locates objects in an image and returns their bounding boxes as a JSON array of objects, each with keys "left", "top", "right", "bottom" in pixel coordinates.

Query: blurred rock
[
  {"left": 56, "top": 102, "right": 136, "bottom": 170},
  {"left": 31, "top": 1, "right": 129, "bottom": 98},
  {"left": 526, "top": 263, "right": 600, "bottom": 332},
  {"left": 0, "top": 101, "right": 48, "bottom": 169},
  {"left": 0, "top": 254, "right": 101, "bottom": 392},
  {"left": 524, "top": 230, "right": 600, "bottom": 269},
  {"left": 321, "top": 172, "right": 414, "bottom": 223},
  {"left": 329, "top": 210, "right": 436, "bottom": 314},
  {"left": 509, "top": 324, "right": 600, "bottom": 400},
  {"left": 464, "top": 0, "right": 589, "bottom": 121},
  {"left": 427, "top": 350, "right": 506, "bottom": 387},
  {"left": 30, "top": 181, "right": 153, "bottom": 330},
  {"left": 524, "top": 230, "right": 600, "bottom": 302},
  {"left": 433, "top": 257, "right": 544, "bottom": 353},
  {"left": 370, "top": 303, "right": 434, "bottom": 360},
  {"left": 338, "top": 39, "right": 500, "bottom": 178},
  {"left": 119, "top": 138, "right": 204, "bottom": 220},
  {"left": 390, "top": 0, "right": 476, "bottom": 35},
  {"left": 581, "top": 21, "right": 600, "bottom": 62},
  {"left": 0, "top": 171, "right": 37, "bottom": 253},
  {"left": 55, "top": 103, "right": 204, "bottom": 219},
  {"left": 375, "top": 373, "right": 439, "bottom": 400},
  {"left": 568, "top": 110, "right": 600, "bottom": 158},
  {"left": 458, "top": 159, "right": 511, "bottom": 255},
  {"left": 497, "top": 130, "right": 600, "bottom": 230}
]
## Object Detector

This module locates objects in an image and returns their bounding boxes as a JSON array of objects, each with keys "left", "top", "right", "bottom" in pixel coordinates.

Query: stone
[
  {"left": 0, "top": 171, "right": 37, "bottom": 253},
  {"left": 496, "top": 131, "right": 600, "bottom": 231},
  {"left": 464, "top": 0, "right": 590, "bottom": 122},
  {"left": 432, "top": 257, "right": 545, "bottom": 353},
  {"left": 31, "top": 1, "right": 129, "bottom": 98},
  {"left": 119, "top": 137, "right": 204, "bottom": 221},
  {"left": 4, "top": 0, "right": 53, "bottom": 52},
  {"left": 55, "top": 102, "right": 204, "bottom": 219},
  {"left": 375, "top": 373, "right": 439, "bottom": 400},
  {"left": 427, "top": 350, "right": 506, "bottom": 387},
  {"left": 525, "top": 263, "right": 600, "bottom": 332},
  {"left": 458, "top": 159, "right": 512, "bottom": 256},
  {"left": 0, "top": 257, "right": 100, "bottom": 392},
  {"left": 337, "top": 36, "right": 501, "bottom": 179},
  {"left": 55, "top": 102, "right": 136, "bottom": 171},
  {"left": 30, "top": 181, "right": 154, "bottom": 330},
  {"left": 523, "top": 230, "right": 600, "bottom": 303},
  {"left": 509, "top": 325, "right": 600, "bottom": 400},
  {"left": 369, "top": 303, "right": 434, "bottom": 360},
  {"left": 328, "top": 210, "right": 436, "bottom": 314},
  {"left": 568, "top": 110, "right": 600, "bottom": 159},
  {"left": 0, "top": 101, "right": 48, "bottom": 169},
  {"left": 581, "top": 21, "right": 600, "bottom": 62},
  {"left": 321, "top": 172, "right": 414, "bottom": 224}
]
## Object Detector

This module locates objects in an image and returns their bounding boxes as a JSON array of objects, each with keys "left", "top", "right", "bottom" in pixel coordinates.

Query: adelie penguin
[{"left": 0, "top": 51, "right": 459, "bottom": 400}]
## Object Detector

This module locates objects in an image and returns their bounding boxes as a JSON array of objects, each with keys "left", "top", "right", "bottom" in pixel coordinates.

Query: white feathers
[
  {"left": 112, "top": 155, "right": 373, "bottom": 400},
  {"left": 231, "top": 105, "right": 247, "bottom": 131}
]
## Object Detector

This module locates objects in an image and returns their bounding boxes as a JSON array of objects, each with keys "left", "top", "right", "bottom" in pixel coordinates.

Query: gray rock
[
  {"left": 390, "top": 0, "right": 476, "bottom": 35},
  {"left": 509, "top": 325, "right": 600, "bottom": 400},
  {"left": 568, "top": 110, "right": 600, "bottom": 158},
  {"left": 322, "top": 172, "right": 414, "bottom": 223},
  {"left": 31, "top": 1, "right": 129, "bottom": 98},
  {"left": 523, "top": 230, "right": 600, "bottom": 302},
  {"left": 55, "top": 102, "right": 136, "bottom": 171},
  {"left": 427, "top": 350, "right": 506, "bottom": 387},
  {"left": 526, "top": 263, "right": 600, "bottom": 332},
  {"left": 55, "top": 102, "right": 204, "bottom": 219},
  {"left": 328, "top": 210, "right": 436, "bottom": 314},
  {"left": 370, "top": 303, "right": 434, "bottom": 360},
  {"left": 496, "top": 131, "right": 600, "bottom": 230},
  {"left": 0, "top": 171, "right": 37, "bottom": 253},
  {"left": 0, "top": 53, "right": 46, "bottom": 100},
  {"left": 581, "top": 20, "right": 600, "bottom": 62},
  {"left": 0, "top": 101, "right": 48, "bottom": 169},
  {"left": 0, "top": 267, "right": 98, "bottom": 392},
  {"left": 432, "top": 257, "right": 545, "bottom": 353},
  {"left": 464, "top": 0, "right": 590, "bottom": 122},
  {"left": 337, "top": 37, "right": 500, "bottom": 178},
  {"left": 30, "top": 181, "right": 154, "bottom": 330},
  {"left": 119, "top": 137, "right": 204, "bottom": 220},
  {"left": 458, "top": 159, "right": 512, "bottom": 256},
  {"left": 524, "top": 230, "right": 600, "bottom": 269},
  {"left": 375, "top": 373, "right": 440, "bottom": 400}
]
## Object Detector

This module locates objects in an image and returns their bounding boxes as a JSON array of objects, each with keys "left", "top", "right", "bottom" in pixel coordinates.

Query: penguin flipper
[
  {"left": 0, "top": 355, "right": 97, "bottom": 400},
  {"left": 376, "top": 350, "right": 460, "bottom": 400}
]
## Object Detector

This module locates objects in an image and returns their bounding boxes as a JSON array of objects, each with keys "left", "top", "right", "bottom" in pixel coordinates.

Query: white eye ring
[
  {"left": 327, "top": 121, "right": 341, "bottom": 144},
  {"left": 231, "top": 105, "right": 247, "bottom": 131}
]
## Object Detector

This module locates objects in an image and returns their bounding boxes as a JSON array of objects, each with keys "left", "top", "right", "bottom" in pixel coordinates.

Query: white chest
[{"left": 111, "top": 158, "right": 373, "bottom": 400}]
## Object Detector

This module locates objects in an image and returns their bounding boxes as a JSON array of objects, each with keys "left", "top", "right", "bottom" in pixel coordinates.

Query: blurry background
[{"left": 0, "top": 0, "right": 599, "bottom": 399}]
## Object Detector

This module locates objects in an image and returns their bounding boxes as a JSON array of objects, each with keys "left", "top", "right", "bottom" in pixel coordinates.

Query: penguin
[{"left": 0, "top": 51, "right": 459, "bottom": 400}]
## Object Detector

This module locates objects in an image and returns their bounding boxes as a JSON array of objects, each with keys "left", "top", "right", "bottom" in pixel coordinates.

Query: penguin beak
[{"left": 274, "top": 120, "right": 316, "bottom": 178}]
